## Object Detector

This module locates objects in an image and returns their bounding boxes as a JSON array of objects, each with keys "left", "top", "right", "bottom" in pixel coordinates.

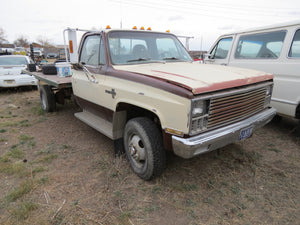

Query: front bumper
[{"left": 172, "top": 107, "right": 276, "bottom": 159}]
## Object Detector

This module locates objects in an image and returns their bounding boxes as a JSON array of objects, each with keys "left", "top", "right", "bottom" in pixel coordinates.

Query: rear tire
[
  {"left": 40, "top": 85, "right": 56, "bottom": 112},
  {"left": 124, "top": 117, "right": 166, "bottom": 180}
]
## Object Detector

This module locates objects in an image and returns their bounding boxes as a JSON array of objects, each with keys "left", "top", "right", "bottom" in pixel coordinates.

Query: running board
[{"left": 75, "top": 111, "right": 113, "bottom": 139}]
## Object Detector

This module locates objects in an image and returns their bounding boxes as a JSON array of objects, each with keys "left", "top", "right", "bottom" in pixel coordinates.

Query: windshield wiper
[
  {"left": 163, "top": 57, "right": 180, "bottom": 60},
  {"left": 127, "top": 58, "right": 151, "bottom": 63}
]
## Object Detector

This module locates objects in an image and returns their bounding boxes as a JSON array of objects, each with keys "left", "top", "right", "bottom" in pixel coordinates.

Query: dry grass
[{"left": 0, "top": 88, "right": 299, "bottom": 225}]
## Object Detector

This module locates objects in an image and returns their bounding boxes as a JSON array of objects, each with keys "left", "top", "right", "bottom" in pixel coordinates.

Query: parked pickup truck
[{"left": 25, "top": 27, "right": 276, "bottom": 180}]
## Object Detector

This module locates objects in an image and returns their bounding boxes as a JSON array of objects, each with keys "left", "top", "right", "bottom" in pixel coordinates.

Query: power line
[
  {"left": 167, "top": 0, "right": 299, "bottom": 13},
  {"left": 112, "top": 0, "right": 297, "bottom": 22}
]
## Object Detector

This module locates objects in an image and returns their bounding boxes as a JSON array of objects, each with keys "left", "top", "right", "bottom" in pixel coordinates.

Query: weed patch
[
  {"left": 4, "top": 147, "right": 25, "bottom": 159},
  {"left": 19, "top": 134, "right": 34, "bottom": 141},
  {"left": 0, "top": 161, "right": 29, "bottom": 177},
  {"left": 20, "top": 119, "right": 31, "bottom": 127},
  {"left": 0, "top": 121, "right": 19, "bottom": 127},
  {"left": 35, "top": 154, "right": 58, "bottom": 163},
  {"left": 38, "top": 176, "right": 49, "bottom": 184},
  {"left": 31, "top": 106, "right": 46, "bottom": 116},
  {"left": 9, "top": 200, "right": 38, "bottom": 221},
  {"left": 5, "top": 180, "right": 34, "bottom": 202}
]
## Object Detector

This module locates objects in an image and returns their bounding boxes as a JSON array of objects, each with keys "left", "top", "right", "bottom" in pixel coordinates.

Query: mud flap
[{"left": 114, "top": 138, "right": 125, "bottom": 156}]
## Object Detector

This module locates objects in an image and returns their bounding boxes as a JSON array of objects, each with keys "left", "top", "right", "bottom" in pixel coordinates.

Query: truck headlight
[
  {"left": 192, "top": 100, "right": 206, "bottom": 117},
  {"left": 265, "top": 85, "right": 272, "bottom": 96},
  {"left": 190, "top": 99, "right": 209, "bottom": 135},
  {"left": 264, "top": 85, "right": 273, "bottom": 107}
]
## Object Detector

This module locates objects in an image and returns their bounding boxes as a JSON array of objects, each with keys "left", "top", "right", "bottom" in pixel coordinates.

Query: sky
[{"left": 1, "top": 0, "right": 300, "bottom": 51}]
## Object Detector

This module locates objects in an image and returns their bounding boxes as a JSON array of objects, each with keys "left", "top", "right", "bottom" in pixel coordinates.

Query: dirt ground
[{"left": 0, "top": 88, "right": 299, "bottom": 225}]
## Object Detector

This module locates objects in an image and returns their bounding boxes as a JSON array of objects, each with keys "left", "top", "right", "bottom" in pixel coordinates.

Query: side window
[
  {"left": 289, "top": 29, "right": 300, "bottom": 58},
  {"left": 80, "top": 35, "right": 100, "bottom": 66},
  {"left": 99, "top": 37, "right": 106, "bottom": 65},
  {"left": 235, "top": 31, "right": 286, "bottom": 59},
  {"left": 210, "top": 37, "right": 233, "bottom": 59}
]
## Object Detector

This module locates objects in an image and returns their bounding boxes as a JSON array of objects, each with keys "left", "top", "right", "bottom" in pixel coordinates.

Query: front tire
[{"left": 124, "top": 117, "right": 166, "bottom": 180}]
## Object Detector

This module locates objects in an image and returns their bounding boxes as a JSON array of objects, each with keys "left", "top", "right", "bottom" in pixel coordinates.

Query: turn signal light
[{"left": 165, "top": 128, "right": 184, "bottom": 137}]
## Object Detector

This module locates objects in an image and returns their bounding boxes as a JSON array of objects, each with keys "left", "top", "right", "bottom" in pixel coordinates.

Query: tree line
[{"left": 0, "top": 27, "right": 53, "bottom": 47}]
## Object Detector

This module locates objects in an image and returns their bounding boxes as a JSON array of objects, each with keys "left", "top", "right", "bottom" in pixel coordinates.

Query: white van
[{"left": 205, "top": 21, "right": 300, "bottom": 132}]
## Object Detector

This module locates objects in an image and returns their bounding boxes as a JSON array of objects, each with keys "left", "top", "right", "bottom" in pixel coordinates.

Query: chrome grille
[{"left": 207, "top": 87, "right": 266, "bottom": 129}]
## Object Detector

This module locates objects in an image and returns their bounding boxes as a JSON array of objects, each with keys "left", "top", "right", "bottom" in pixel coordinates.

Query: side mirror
[
  {"left": 203, "top": 53, "right": 215, "bottom": 63},
  {"left": 204, "top": 53, "right": 212, "bottom": 59}
]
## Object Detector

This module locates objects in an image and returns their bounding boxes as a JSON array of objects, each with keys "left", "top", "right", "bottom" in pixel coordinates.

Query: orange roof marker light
[
  {"left": 166, "top": 29, "right": 170, "bottom": 33},
  {"left": 140, "top": 26, "right": 145, "bottom": 30},
  {"left": 147, "top": 27, "right": 152, "bottom": 31},
  {"left": 106, "top": 25, "right": 111, "bottom": 29},
  {"left": 132, "top": 26, "right": 137, "bottom": 30}
]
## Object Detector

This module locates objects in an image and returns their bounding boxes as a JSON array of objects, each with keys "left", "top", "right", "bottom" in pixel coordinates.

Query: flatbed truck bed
[{"left": 23, "top": 70, "right": 72, "bottom": 88}]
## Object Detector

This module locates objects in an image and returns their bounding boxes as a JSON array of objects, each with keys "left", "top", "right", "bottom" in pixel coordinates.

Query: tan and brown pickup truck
[{"left": 28, "top": 28, "right": 276, "bottom": 180}]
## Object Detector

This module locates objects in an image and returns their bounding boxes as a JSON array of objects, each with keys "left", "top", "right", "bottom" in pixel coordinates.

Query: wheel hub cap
[{"left": 129, "top": 135, "right": 145, "bottom": 162}]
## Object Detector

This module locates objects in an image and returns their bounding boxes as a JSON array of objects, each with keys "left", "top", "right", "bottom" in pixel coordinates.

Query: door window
[
  {"left": 289, "top": 29, "right": 300, "bottom": 58},
  {"left": 210, "top": 37, "right": 233, "bottom": 59},
  {"left": 235, "top": 31, "right": 286, "bottom": 59},
  {"left": 80, "top": 35, "right": 100, "bottom": 66}
]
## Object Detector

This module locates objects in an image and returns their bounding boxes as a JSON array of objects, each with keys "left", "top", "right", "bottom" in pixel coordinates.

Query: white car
[{"left": 0, "top": 55, "right": 38, "bottom": 88}]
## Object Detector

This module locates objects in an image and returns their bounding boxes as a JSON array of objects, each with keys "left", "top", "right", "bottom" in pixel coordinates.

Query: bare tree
[
  {"left": 36, "top": 36, "right": 53, "bottom": 48},
  {"left": 14, "top": 35, "right": 30, "bottom": 47},
  {"left": 0, "top": 28, "right": 8, "bottom": 44}
]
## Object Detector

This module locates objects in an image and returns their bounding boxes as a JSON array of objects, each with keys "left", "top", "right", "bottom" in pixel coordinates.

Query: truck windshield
[{"left": 108, "top": 31, "right": 192, "bottom": 65}]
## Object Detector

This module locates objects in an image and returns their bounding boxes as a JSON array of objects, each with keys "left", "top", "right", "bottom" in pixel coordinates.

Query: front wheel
[{"left": 124, "top": 117, "right": 166, "bottom": 180}]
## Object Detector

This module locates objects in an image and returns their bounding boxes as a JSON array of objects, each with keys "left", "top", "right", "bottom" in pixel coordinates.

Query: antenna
[{"left": 120, "top": 0, "right": 123, "bottom": 29}]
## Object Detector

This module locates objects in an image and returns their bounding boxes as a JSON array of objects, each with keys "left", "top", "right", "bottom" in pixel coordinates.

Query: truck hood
[{"left": 113, "top": 62, "right": 273, "bottom": 94}]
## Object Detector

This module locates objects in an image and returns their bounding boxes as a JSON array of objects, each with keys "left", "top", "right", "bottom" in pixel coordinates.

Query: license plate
[
  {"left": 4, "top": 80, "right": 15, "bottom": 85},
  {"left": 239, "top": 126, "right": 253, "bottom": 140}
]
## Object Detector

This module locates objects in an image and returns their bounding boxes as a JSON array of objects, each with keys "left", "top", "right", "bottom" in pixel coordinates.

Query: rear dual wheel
[
  {"left": 39, "top": 85, "right": 56, "bottom": 112},
  {"left": 124, "top": 117, "right": 166, "bottom": 180}
]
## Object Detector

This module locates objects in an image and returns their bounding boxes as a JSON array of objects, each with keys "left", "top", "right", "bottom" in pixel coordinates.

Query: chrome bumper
[{"left": 172, "top": 107, "right": 276, "bottom": 159}]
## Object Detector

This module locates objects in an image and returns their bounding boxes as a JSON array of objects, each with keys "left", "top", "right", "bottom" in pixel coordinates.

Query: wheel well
[
  {"left": 116, "top": 103, "right": 161, "bottom": 128},
  {"left": 114, "top": 103, "right": 172, "bottom": 152}
]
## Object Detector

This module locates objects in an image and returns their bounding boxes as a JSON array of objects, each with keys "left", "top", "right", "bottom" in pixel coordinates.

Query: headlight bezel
[{"left": 189, "top": 98, "right": 210, "bottom": 135}]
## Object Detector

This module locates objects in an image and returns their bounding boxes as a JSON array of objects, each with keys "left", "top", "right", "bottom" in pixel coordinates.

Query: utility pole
[{"left": 177, "top": 35, "right": 194, "bottom": 51}]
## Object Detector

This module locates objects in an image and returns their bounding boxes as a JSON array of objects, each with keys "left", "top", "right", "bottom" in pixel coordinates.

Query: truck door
[
  {"left": 72, "top": 34, "right": 109, "bottom": 115},
  {"left": 205, "top": 36, "right": 234, "bottom": 66}
]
